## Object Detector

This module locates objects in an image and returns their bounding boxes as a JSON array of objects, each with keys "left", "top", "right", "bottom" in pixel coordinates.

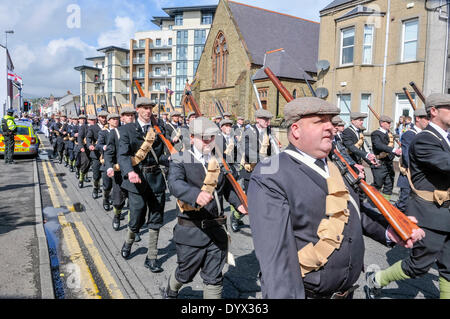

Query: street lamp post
[{"left": 5, "top": 30, "right": 14, "bottom": 50}]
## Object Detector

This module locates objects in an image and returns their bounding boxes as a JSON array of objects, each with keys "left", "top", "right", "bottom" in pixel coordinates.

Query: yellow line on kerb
[
  {"left": 42, "top": 161, "right": 100, "bottom": 299},
  {"left": 46, "top": 161, "right": 124, "bottom": 299}
]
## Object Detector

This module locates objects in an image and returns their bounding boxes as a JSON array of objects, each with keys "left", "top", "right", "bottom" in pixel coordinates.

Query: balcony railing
[
  {"left": 121, "top": 60, "right": 130, "bottom": 66},
  {"left": 149, "top": 59, "right": 172, "bottom": 64},
  {"left": 150, "top": 43, "right": 172, "bottom": 50},
  {"left": 133, "top": 58, "right": 145, "bottom": 64}
]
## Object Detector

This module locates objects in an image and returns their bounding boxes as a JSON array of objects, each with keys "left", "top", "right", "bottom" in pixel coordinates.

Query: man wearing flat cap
[
  {"left": 342, "top": 112, "right": 377, "bottom": 167},
  {"left": 118, "top": 97, "right": 170, "bottom": 273},
  {"left": 86, "top": 110, "right": 109, "bottom": 199},
  {"left": 49, "top": 114, "right": 61, "bottom": 160},
  {"left": 104, "top": 107, "right": 136, "bottom": 231},
  {"left": 54, "top": 113, "right": 69, "bottom": 165},
  {"left": 394, "top": 108, "right": 429, "bottom": 213},
  {"left": 232, "top": 116, "right": 245, "bottom": 143},
  {"left": 66, "top": 115, "right": 79, "bottom": 172},
  {"left": 165, "top": 111, "right": 183, "bottom": 151},
  {"left": 370, "top": 114, "right": 402, "bottom": 201},
  {"left": 75, "top": 114, "right": 91, "bottom": 187},
  {"left": 248, "top": 97, "right": 421, "bottom": 299},
  {"left": 179, "top": 111, "right": 198, "bottom": 152},
  {"left": 367, "top": 93, "right": 450, "bottom": 299},
  {"left": 164, "top": 117, "right": 247, "bottom": 299},
  {"left": 213, "top": 115, "right": 222, "bottom": 127}
]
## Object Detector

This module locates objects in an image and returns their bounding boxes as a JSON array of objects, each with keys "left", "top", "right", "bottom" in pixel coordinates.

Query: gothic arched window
[{"left": 212, "top": 32, "right": 228, "bottom": 88}]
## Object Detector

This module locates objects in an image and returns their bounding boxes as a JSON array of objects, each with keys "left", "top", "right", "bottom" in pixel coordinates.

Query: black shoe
[
  {"left": 75, "top": 171, "right": 80, "bottom": 179},
  {"left": 112, "top": 215, "right": 120, "bottom": 231},
  {"left": 98, "top": 188, "right": 102, "bottom": 194},
  {"left": 92, "top": 189, "right": 99, "bottom": 199},
  {"left": 144, "top": 257, "right": 163, "bottom": 273},
  {"left": 84, "top": 177, "right": 91, "bottom": 183},
  {"left": 162, "top": 280, "right": 178, "bottom": 299},
  {"left": 70, "top": 166, "right": 74, "bottom": 173},
  {"left": 64, "top": 161, "right": 68, "bottom": 167},
  {"left": 103, "top": 199, "right": 111, "bottom": 211},
  {"left": 78, "top": 181, "right": 83, "bottom": 189},
  {"left": 230, "top": 213, "right": 241, "bottom": 233},
  {"left": 134, "top": 233, "right": 141, "bottom": 242},
  {"left": 364, "top": 272, "right": 382, "bottom": 299},
  {"left": 121, "top": 242, "right": 132, "bottom": 259}
]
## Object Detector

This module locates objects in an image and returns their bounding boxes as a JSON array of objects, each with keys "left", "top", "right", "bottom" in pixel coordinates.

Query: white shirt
[
  {"left": 137, "top": 118, "right": 151, "bottom": 133},
  {"left": 192, "top": 145, "right": 210, "bottom": 166},
  {"left": 295, "top": 147, "right": 329, "bottom": 175},
  {"left": 429, "top": 122, "right": 450, "bottom": 148}
]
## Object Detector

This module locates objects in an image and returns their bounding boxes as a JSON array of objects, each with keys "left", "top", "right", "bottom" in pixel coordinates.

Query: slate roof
[
  {"left": 228, "top": 1, "right": 320, "bottom": 74},
  {"left": 321, "top": 0, "right": 354, "bottom": 12},
  {"left": 336, "top": 5, "right": 383, "bottom": 21}
]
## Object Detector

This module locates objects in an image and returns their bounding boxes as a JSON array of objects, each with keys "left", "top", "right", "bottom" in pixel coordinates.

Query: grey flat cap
[
  {"left": 88, "top": 114, "right": 97, "bottom": 120},
  {"left": 255, "top": 109, "right": 273, "bottom": 119},
  {"left": 237, "top": 116, "right": 244, "bottom": 120},
  {"left": 120, "top": 106, "right": 136, "bottom": 115},
  {"left": 79, "top": 114, "right": 86, "bottom": 119},
  {"left": 414, "top": 108, "right": 428, "bottom": 117},
  {"left": 189, "top": 117, "right": 220, "bottom": 137},
  {"left": 331, "top": 115, "right": 345, "bottom": 126},
  {"left": 187, "top": 111, "right": 197, "bottom": 118},
  {"left": 213, "top": 115, "right": 223, "bottom": 120},
  {"left": 379, "top": 115, "right": 393, "bottom": 123},
  {"left": 161, "top": 112, "right": 169, "bottom": 116},
  {"left": 107, "top": 113, "right": 120, "bottom": 121},
  {"left": 350, "top": 112, "right": 368, "bottom": 120},
  {"left": 170, "top": 111, "right": 181, "bottom": 117},
  {"left": 425, "top": 93, "right": 450, "bottom": 110},
  {"left": 284, "top": 97, "right": 340, "bottom": 126},
  {"left": 223, "top": 112, "right": 232, "bottom": 117},
  {"left": 72, "top": 116, "right": 79, "bottom": 120},
  {"left": 220, "top": 119, "right": 233, "bottom": 127},
  {"left": 136, "top": 97, "right": 155, "bottom": 108},
  {"left": 98, "top": 110, "right": 109, "bottom": 117}
]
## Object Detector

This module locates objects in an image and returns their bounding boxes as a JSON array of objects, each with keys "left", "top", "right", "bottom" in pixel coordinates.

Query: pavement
[{"left": 0, "top": 134, "right": 441, "bottom": 299}]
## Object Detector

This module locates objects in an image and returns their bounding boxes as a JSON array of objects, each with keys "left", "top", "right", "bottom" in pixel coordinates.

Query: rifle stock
[
  {"left": 264, "top": 66, "right": 420, "bottom": 241},
  {"left": 409, "top": 82, "right": 426, "bottom": 104},
  {"left": 403, "top": 88, "right": 417, "bottom": 111}
]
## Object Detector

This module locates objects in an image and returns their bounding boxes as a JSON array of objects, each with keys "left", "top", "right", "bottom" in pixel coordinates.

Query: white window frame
[
  {"left": 340, "top": 27, "right": 355, "bottom": 66},
  {"left": 362, "top": 25, "right": 374, "bottom": 65},
  {"left": 337, "top": 94, "right": 351, "bottom": 124},
  {"left": 401, "top": 18, "right": 419, "bottom": 62},
  {"left": 360, "top": 93, "right": 372, "bottom": 128}
]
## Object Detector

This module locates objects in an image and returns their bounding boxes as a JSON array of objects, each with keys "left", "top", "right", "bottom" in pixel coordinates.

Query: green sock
[
  {"left": 375, "top": 261, "right": 410, "bottom": 287},
  {"left": 126, "top": 228, "right": 135, "bottom": 245},
  {"left": 79, "top": 173, "right": 84, "bottom": 182},
  {"left": 440, "top": 277, "right": 450, "bottom": 299},
  {"left": 233, "top": 208, "right": 242, "bottom": 220},
  {"left": 169, "top": 268, "right": 183, "bottom": 292},
  {"left": 113, "top": 207, "right": 121, "bottom": 216},
  {"left": 147, "top": 229, "right": 160, "bottom": 260},
  {"left": 382, "top": 193, "right": 391, "bottom": 201},
  {"left": 203, "top": 284, "right": 223, "bottom": 299}
]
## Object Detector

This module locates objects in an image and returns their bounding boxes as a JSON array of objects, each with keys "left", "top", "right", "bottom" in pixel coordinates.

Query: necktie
[
  {"left": 447, "top": 133, "right": 450, "bottom": 144},
  {"left": 315, "top": 159, "right": 326, "bottom": 172},
  {"left": 143, "top": 125, "right": 149, "bottom": 134}
]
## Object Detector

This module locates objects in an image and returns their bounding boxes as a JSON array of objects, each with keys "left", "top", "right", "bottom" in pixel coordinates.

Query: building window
[
  {"left": 202, "top": 13, "right": 213, "bottom": 25},
  {"left": 155, "top": 82, "right": 161, "bottom": 91},
  {"left": 155, "top": 67, "right": 161, "bottom": 75},
  {"left": 194, "top": 45, "right": 203, "bottom": 61},
  {"left": 195, "top": 30, "right": 206, "bottom": 45},
  {"left": 168, "top": 52, "right": 172, "bottom": 61},
  {"left": 340, "top": 27, "right": 355, "bottom": 66},
  {"left": 212, "top": 31, "right": 228, "bottom": 88},
  {"left": 194, "top": 61, "right": 199, "bottom": 74},
  {"left": 155, "top": 53, "right": 161, "bottom": 61},
  {"left": 156, "top": 38, "right": 161, "bottom": 46},
  {"left": 360, "top": 94, "right": 371, "bottom": 128},
  {"left": 176, "top": 46, "right": 187, "bottom": 60},
  {"left": 168, "top": 81, "right": 172, "bottom": 90},
  {"left": 175, "top": 14, "right": 183, "bottom": 26},
  {"left": 176, "top": 76, "right": 187, "bottom": 91},
  {"left": 102, "top": 62, "right": 105, "bottom": 68},
  {"left": 402, "top": 19, "right": 418, "bottom": 62},
  {"left": 139, "top": 39, "right": 145, "bottom": 48},
  {"left": 177, "top": 30, "right": 188, "bottom": 45},
  {"left": 175, "top": 93, "right": 183, "bottom": 106},
  {"left": 168, "top": 66, "right": 172, "bottom": 75},
  {"left": 363, "top": 25, "right": 374, "bottom": 64},
  {"left": 338, "top": 94, "right": 351, "bottom": 124},
  {"left": 168, "top": 38, "right": 172, "bottom": 46},
  {"left": 139, "top": 68, "right": 145, "bottom": 78}
]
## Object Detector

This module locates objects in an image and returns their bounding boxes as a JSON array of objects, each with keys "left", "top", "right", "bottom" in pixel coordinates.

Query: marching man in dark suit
[
  {"left": 394, "top": 108, "right": 429, "bottom": 212},
  {"left": 75, "top": 114, "right": 91, "bottom": 188},
  {"left": 248, "top": 97, "right": 424, "bottom": 299},
  {"left": 118, "top": 98, "right": 170, "bottom": 273},
  {"left": 370, "top": 115, "right": 402, "bottom": 201},
  {"left": 164, "top": 117, "right": 247, "bottom": 299},
  {"left": 367, "top": 93, "right": 450, "bottom": 299}
]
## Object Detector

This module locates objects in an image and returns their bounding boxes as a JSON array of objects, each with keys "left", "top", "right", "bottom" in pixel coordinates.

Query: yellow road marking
[
  {"left": 46, "top": 161, "right": 124, "bottom": 299},
  {"left": 42, "top": 160, "right": 101, "bottom": 299}
]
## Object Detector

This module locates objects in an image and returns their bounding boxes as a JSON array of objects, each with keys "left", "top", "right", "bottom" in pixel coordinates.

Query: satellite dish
[
  {"left": 316, "top": 60, "right": 330, "bottom": 74},
  {"left": 316, "top": 87, "right": 329, "bottom": 99}
]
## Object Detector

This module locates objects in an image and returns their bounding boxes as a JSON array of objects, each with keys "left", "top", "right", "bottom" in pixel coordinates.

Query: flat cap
[
  {"left": 350, "top": 112, "right": 368, "bottom": 120},
  {"left": 331, "top": 115, "right": 345, "bottom": 126},
  {"left": 98, "top": 110, "right": 109, "bottom": 117},
  {"left": 220, "top": 119, "right": 233, "bottom": 127},
  {"left": 379, "top": 115, "right": 393, "bottom": 123},
  {"left": 255, "top": 109, "right": 273, "bottom": 119},
  {"left": 107, "top": 113, "right": 120, "bottom": 121},
  {"left": 88, "top": 114, "right": 97, "bottom": 120},
  {"left": 187, "top": 111, "right": 197, "bottom": 118},
  {"left": 189, "top": 117, "right": 220, "bottom": 137},
  {"left": 120, "top": 106, "right": 136, "bottom": 115},
  {"left": 170, "top": 111, "right": 181, "bottom": 117},
  {"left": 72, "top": 116, "right": 79, "bottom": 120},
  {"left": 425, "top": 93, "right": 450, "bottom": 110},
  {"left": 223, "top": 112, "right": 232, "bottom": 117},
  {"left": 237, "top": 116, "right": 244, "bottom": 120},
  {"left": 136, "top": 97, "right": 155, "bottom": 108},
  {"left": 78, "top": 114, "right": 86, "bottom": 119},
  {"left": 161, "top": 112, "right": 169, "bottom": 116},
  {"left": 284, "top": 97, "right": 340, "bottom": 126},
  {"left": 213, "top": 115, "right": 223, "bottom": 120},
  {"left": 414, "top": 108, "right": 427, "bottom": 117}
]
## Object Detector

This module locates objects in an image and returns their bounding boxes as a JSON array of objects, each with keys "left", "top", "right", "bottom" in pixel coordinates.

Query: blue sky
[{"left": 0, "top": 0, "right": 331, "bottom": 98}]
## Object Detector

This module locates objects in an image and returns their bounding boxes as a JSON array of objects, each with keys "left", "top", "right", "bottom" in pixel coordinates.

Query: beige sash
[
  {"left": 377, "top": 132, "right": 395, "bottom": 160},
  {"left": 130, "top": 127, "right": 156, "bottom": 166}
]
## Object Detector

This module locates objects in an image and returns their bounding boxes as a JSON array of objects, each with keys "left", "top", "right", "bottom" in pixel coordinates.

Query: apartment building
[
  {"left": 128, "top": 4, "right": 217, "bottom": 108},
  {"left": 318, "top": 0, "right": 450, "bottom": 130}
]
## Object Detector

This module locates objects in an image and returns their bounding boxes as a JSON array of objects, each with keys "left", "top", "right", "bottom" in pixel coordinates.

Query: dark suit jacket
[
  {"left": 342, "top": 126, "right": 368, "bottom": 164},
  {"left": 397, "top": 127, "right": 419, "bottom": 188},
  {"left": 75, "top": 124, "right": 89, "bottom": 152},
  {"left": 104, "top": 127, "right": 123, "bottom": 185},
  {"left": 248, "top": 144, "right": 388, "bottom": 299},
  {"left": 97, "top": 128, "right": 110, "bottom": 171},
  {"left": 408, "top": 124, "right": 450, "bottom": 231},
  {"left": 168, "top": 148, "right": 241, "bottom": 248},
  {"left": 371, "top": 129, "right": 395, "bottom": 161},
  {"left": 86, "top": 124, "right": 102, "bottom": 160},
  {"left": 118, "top": 120, "right": 169, "bottom": 195}
]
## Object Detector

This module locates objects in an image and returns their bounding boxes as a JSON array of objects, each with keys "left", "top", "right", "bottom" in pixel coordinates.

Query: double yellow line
[{"left": 41, "top": 159, "right": 123, "bottom": 299}]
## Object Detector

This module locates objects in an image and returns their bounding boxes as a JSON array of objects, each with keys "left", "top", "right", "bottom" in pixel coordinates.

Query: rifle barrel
[{"left": 409, "top": 82, "right": 426, "bottom": 104}]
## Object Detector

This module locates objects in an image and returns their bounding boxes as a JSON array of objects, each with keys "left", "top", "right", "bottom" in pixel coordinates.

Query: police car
[{"left": 0, "top": 120, "right": 40, "bottom": 157}]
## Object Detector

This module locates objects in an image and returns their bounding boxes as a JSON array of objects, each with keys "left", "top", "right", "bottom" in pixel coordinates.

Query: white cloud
[
  {"left": 97, "top": 16, "right": 136, "bottom": 48},
  {"left": 47, "top": 37, "right": 97, "bottom": 56},
  {"left": 11, "top": 44, "right": 36, "bottom": 70}
]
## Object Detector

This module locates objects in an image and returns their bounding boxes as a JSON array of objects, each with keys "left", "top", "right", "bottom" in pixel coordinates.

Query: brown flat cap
[
  {"left": 189, "top": 117, "right": 220, "bottom": 137},
  {"left": 350, "top": 112, "right": 368, "bottom": 120},
  {"left": 219, "top": 119, "right": 233, "bottom": 127},
  {"left": 255, "top": 109, "right": 273, "bottom": 119},
  {"left": 425, "top": 93, "right": 450, "bottom": 110},
  {"left": 237, "top": 116, "right": 244, "bottom": 120},
  {"left": 331, "top": 115, "right": 345, "bottom": 126},
  {"left": 98, "top": 110, "right": 109, "bottom": 117},
  {"left": 170, "top": 111, "right": 181, "bottom": 117},
  {"left": 284, "top": 97, "right": 340, "bottom": 126},
  {"left": 187, "top": 111, "right": 197, "bottom": 118},
  {"left": 223, "top": 112, "right": 232, "bottom": 117},
  {"left": 136, "top": 97, "right": 155, "bottom": 108},
  {"left": 88, "top": 114, "right": 97, "bottom": 120},
  {"left": 414, "top": 108, "right": 428, "bottom": 117},
  {"left": 379, "top": 115, "right": 393, "bottom": 123},
  {"left": 107, "top": 113, "right": 120, "bottom": 121},
  {"left": 120, "top": 107, "right": 136, "bottom": 115}
]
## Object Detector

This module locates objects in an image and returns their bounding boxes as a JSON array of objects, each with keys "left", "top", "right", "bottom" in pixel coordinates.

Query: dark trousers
[
  {"left": 102, "top": 171, "right": 112, "bottom": 192},
  {"left": 112, "top": 173, "right": 127, "bottom": 209},
  {"left": 402, "top": 226, "right": 450, "bottom": 282},
  {"left": 395, "top": 186, "right": 411, "bottom": 213},
  {"left": 371, "top": 161, "right": 395, "bottom": 195},
  {"left": 4, "top": 135, "right": 14, "bottom": 163},
  {"left": 127, "top": 189, "right": 165, "bottom": 234},
  {"left": 91, "top": 158, "right": 101, "bottom": 182},
  {"left": 77, "top": 151, "right": 90, "bottom": 174},
  {"left": 175, "top": 241, "right": 227, "bottom": 286}
]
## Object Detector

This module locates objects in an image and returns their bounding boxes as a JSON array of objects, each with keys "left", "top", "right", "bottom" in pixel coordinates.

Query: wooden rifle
[
  {"left": 263, "top": 66, "right": 421, "bottom": 242},
  {"left": 409, "top": 82, "right": 426, "bottom": 104},
  {"left": 134, "top": 80, "right": 178, "bottom": 155},
  {"left": 186, "top": 91, "right": 248, "bottom": 213},
  {"left": 403, "top": 88, "right": 417, "bottom": 111}
]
